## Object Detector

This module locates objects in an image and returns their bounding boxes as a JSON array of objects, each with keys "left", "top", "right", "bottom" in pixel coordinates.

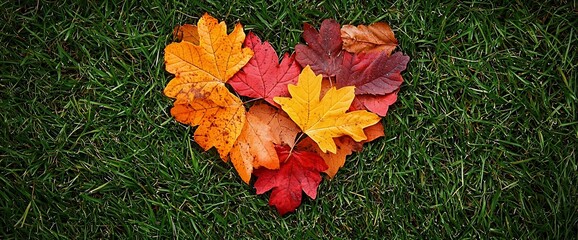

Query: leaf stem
[
  {"left": 287, "top": 132, "right": 306, "bottom": 162},
  {"left": 241, "top": 97, "right": 263, "bottom": 105}
]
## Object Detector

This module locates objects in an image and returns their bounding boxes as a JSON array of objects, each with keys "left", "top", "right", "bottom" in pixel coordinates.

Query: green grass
[{"left": 1, "top": 0, "right": 576, "bottom": 238}]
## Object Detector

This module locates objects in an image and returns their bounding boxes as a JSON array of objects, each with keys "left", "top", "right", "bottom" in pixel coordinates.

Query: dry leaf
[
  {"left": 229, "top": 104, "right": 280, "bottom": 183},
  {"left": 247, "top": 102, "right": 300, "bottom": 148},
  {"left": 341, "top": 22, "right": 398, "bottom": 54}
]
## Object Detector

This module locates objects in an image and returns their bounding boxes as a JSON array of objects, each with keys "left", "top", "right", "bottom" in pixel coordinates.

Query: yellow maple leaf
[
  {"left": 164, "top": 13, "right": 252, "bottom": 159},
  {"left": 274, "top": 66, "right": 381, "bottom": 153}
]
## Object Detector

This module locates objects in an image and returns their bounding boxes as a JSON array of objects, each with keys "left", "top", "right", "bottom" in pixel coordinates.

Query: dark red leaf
[
  {"left": 229, "top": 32, "right": 301, "bottom": 105},
  {"left": 253, "top": 145, "right": 328, "bottom": 215},
  {"left": 294, "top": 19, "right": 344, "bottom": 77},
  {"left": 336, "top": 51, "right": 409, "bottom": 95}
]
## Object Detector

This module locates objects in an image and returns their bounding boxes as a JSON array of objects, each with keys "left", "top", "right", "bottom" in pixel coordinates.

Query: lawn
[{"left": 1, "top": 0, "right": 576, "bottom": 238}]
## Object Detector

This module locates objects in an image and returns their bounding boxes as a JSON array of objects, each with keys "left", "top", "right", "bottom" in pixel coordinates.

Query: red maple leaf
[
  {"left": 294, "top": 19, "right": 344, "bottom": 77},
  {"left": 349, "top": 91, "right": 398, "bottom": 116},
  {"left": 337, "top": 51, "right": 408, "bottom": 116},
  {"left": 336, "top": 51, "right": 409, "bottom": 95},
  {"left": 229, "top": 32, "right": 301, "bottom": 106},
  {"left": 253, "top": 145, "right": 328, "bottom": 215}
]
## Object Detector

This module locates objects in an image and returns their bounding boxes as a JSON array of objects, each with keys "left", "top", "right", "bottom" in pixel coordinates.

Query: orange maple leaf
[
  {"left": 228, "top": 104, "right": 281, "bottom": 183},
  {"left": 341, "top": 22, "right": 398, "bottom": 55},
  {"left": 164, "top": 13, "right": 253, "bottom": 101},
  {"left": 229, "top": 103, "right": 300, "bottom": 183},
  {"left": 274, "top": 66, "right": 381, "bottom": 153},
  {"left": 164, "top": 13, "right": 253, "bottom": 159},
  {"left": 171, "top": 87, "right": 245, "bottom": 159}
]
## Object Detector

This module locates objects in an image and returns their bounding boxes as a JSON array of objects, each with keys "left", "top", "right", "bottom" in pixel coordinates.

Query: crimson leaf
[
  {"left": 253, "top": 145, "right": 328, "bottom": 215},
  {"left": 229, "top": 32, "right": 301, "bottom": 105}
]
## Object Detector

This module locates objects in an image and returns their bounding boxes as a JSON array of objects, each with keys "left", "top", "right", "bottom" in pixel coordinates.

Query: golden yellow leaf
[{"left": 274, "top": 66, "right": 381, "bottom": 153}]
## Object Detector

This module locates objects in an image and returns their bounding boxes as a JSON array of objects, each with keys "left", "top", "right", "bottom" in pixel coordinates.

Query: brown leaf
[{"left": 341, "top": 22, "right": 398, "bottom": 55}]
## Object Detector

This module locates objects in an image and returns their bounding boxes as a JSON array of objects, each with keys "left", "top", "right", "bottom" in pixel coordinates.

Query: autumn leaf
[
  {"left": 274, "top": 66, "right": 381, "bottom": 153},
  {"left": 164, "top": 13, "right": 253, "bottom": 101},
  {"left": 254, "top": 145, "right": 328, "bottom": 216},
  {"left": 170, "top": 86, "right": 245, "bottom": 159},
  {"left": 341, "top": 22, "right": 398, "bottom": 55},
  {"left": 321, "top": 78, "right": 398, "bottom": 116},
  {"left": 173, "top": 24, "right": 199, "bottom": 44},
  {"left": 164, "top": 13, "right": 253, "bottom": 159},
  {"left": 229, "top": 32, "right": 301, "bottom": 106},
  {"left": 229, "top": 103, "right": 300, "bottom": 184},
  {"left": 336, "top": 51, "right": 409, "bottom": 95},
  {"left": 229, "top": 105, "right": 278, "bottom": 184},
  {"left": 299, "top": 122, "right": 384, "bottom": 178},
  {"left": 294, "top": 19, "right": 344, "bottom": 77},
  {"left": 333, "top": 51, "right": 409, "bottom": 116}
]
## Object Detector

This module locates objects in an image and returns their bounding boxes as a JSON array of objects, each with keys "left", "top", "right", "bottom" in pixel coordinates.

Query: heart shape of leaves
[{"left": 163, "top": 13, "right": 409, "bottom": 215}]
